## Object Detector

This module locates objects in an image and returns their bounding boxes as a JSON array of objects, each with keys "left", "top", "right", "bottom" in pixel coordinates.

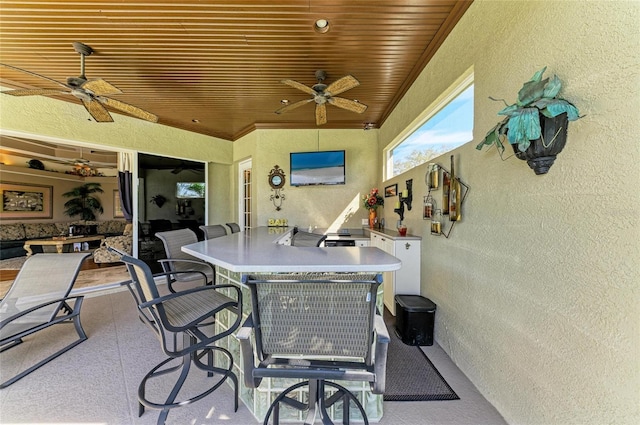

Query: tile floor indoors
[{"left": 0, "top": 285, "right": 507, "bottom": 425}]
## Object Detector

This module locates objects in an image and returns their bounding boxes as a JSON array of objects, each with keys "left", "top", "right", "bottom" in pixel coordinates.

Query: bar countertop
[{"left": 181, "top": 226, "right": 401, "bottom": 273}]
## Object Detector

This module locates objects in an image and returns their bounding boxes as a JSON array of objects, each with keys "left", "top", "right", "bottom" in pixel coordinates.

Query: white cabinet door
[
  {"left": 381, "top": 237, "right": 396, "bottom": 312},
  {"left": 393, "top": 239, "right": 421, "bottom": 298},
  {"left": 370, "top": 231, "right": 421, "bottom": 315},
  {"left": 370, "top": 233, "right": 394, "bottom": 311}
]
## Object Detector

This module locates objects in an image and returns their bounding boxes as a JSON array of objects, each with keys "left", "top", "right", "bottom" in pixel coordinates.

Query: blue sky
[{"left": 393, "top": 84, "right": 474, "bottom": 161}]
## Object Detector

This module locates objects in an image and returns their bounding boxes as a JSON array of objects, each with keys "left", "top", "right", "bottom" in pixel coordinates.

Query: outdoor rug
[{"left": 383, "top": 308, "right": 459, "bottom": 401}]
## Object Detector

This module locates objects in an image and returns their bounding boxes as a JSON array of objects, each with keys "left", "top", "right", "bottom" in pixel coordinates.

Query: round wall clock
[{"left": 268, "top": 165, "right": 286, "bottom": 189}]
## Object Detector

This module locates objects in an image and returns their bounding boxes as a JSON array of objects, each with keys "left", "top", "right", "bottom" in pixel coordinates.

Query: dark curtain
[{"left": 117, "top": 171, "right": 134, "bottom": 222}]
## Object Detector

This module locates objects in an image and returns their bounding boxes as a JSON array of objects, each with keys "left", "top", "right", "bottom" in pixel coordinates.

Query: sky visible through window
[{"left": 391, "top": 84, "right": 474, "bottom": 176}]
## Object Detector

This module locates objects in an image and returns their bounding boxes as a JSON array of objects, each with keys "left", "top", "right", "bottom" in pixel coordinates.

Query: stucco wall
[
  {"left": 0, "top": 91, "right": 234, "bottom": 225},
  {"left": 379, "top": 1, "right": 640, "bottom": 424},
  {"left": 0, "top": 170, "right": 119, "bottom": 223},
  {"left": 237, "top": 129, "right": 379, "bottom": 229}
]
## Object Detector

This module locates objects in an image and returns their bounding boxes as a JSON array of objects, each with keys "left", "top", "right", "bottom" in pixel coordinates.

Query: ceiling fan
[
  {"left": 65, "top": 148, "right": 100, "bottom": 167},
  {"left": 40, "top": 147, "right": 112, "bottom": 170},
  {"left": 275, "top": 70, "right": 367, "bottom": 126},
  {"left": 171, "top": 162, "right": 204, "bottom": 174},
  {"left": 0, "top": 42, "right": 158, "bottom": 123}
]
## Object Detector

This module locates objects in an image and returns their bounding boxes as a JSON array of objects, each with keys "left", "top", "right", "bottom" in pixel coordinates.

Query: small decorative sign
[{"left": 268, "top": 218, "right": 288, "bottom": 227}]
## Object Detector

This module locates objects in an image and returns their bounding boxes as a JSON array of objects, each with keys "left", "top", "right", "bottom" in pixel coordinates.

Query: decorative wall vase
[
  {"left": 512, "top": 113, "right": 569, "bottom": 175},
  {"left": 369, "top": 208, "right": 377, "bottom": 229},
  {"left": 150, "top": 194, "right": 167, "bottom": 208}
]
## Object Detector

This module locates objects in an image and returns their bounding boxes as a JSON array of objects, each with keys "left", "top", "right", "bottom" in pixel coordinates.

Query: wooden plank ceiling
[{"left": 0, "top": 0, "right": 472, "bottom": 141}]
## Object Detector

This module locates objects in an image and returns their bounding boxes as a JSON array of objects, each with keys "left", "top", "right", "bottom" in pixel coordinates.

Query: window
[{"left": 387, "top": 75, "right": 474, "bottom": 178}]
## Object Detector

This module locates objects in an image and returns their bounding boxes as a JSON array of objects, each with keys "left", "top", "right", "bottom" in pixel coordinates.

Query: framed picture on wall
[
  {"left": 0, "top": 182, "right": 53, "bottom": 219},
  {"left": 385, "top": 184, "right": 397, "bottom": 198},
  {"left": 113, "top": 190, "right": 124, "bottom": 218}
]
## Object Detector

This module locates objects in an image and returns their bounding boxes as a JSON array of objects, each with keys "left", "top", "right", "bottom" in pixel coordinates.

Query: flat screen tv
[
  {"left": 176, "top": 182, "right": 205, "bottom": 198},
  {"left": 290, "top": 150, "right": 345, "bottom": 186}
]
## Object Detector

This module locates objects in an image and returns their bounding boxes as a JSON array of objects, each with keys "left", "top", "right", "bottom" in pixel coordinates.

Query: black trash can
[{"left": 395, "top": 295, "right": 436, "bottom": 346}]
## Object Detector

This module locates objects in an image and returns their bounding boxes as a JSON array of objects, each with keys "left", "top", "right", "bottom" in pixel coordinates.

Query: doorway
[
  {"left": 138, "top": 153, "right": 206, "bottom": 270},
  {"left": 238, "top": 158, "right": 252, "bottom": 230}
]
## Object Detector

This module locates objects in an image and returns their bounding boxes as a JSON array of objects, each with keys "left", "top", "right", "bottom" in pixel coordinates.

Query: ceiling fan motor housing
[{"left": 67, "top": 76, "right": 87, "bottom": 88}]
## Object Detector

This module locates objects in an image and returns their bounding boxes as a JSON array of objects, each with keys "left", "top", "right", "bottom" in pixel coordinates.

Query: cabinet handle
[
  {"left": 405, "top": 243, "right": 411, "bottom": 250},
  {"left": 381, "top": 238, "right": 386, "bottom": 242}
]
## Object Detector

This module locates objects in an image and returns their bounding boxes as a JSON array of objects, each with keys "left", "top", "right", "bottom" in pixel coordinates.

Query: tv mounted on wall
[
  {"left": 176, "top": 182, "right": 205, "bottom": 198},
  {"left": 290, "top": 150, "right": 346, "bottom": 186}
]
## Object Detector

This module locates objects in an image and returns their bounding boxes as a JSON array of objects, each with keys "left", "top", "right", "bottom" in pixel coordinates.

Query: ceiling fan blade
[
  {"left": 81, "top": 99, "right": 113, "bottom": 122},
  {"left": 327, "top": 97, "right": 368, "bottom": 114},
  {"left": 275, "top": 98, "right": 314, "bottom": 114},
  {"left": 98, "top": 97, "right": 158, "bottom": 122},
  {"left": 281, "top": 79, "right": 317, "bottom": 96},
  {"left": 316, "top": 103, "right": 327, "bottom": 126},
  {"left": 82, "top": 79, "right": 122, "bottom": 96},
  {"left": 0, "top": 63, "right": 70, "bottom": 90},
  {"left": 82, "top": 98, "right": 114, "bottom": 122},
  {"left": 325, "top": 75, "right": 360, "bottom": 96},
  {"left": 2, "top": 88, "right": 69, "bottom": 97}
]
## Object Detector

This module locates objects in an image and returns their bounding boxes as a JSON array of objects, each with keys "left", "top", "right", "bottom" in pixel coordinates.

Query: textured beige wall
[
  {"left": 379, "top": 1, "right": 640, "bottom": 424},
  {"left": 0, "top": 92, "right": 233, "bottom": 162},
  {"left": 0, "top": 91, "right": 234, "bottom": 224},
  {"left": 236, "top": 129, "right": 379, "bottom": 229},
  {"left": 0, "top": 171, "right": 118, "bottom": 223}
]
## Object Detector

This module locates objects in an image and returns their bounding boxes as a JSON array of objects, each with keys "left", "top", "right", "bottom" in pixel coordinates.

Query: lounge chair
[{"left": 0, "top": 252, "right": 91, "bottom": 388}]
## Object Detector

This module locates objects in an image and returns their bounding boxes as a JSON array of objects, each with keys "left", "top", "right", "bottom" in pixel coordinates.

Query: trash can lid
[{"left": 395, "top": 295, "right": 436, "bottom": 312}]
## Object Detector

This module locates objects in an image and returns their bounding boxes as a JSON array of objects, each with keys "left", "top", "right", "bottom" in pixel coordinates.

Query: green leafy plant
[
  {"left": 476, "top": 67, "right": 581, "bottom": 155},
  {"left": 62, "top": 182, "right": 104, "bottom": 221}
]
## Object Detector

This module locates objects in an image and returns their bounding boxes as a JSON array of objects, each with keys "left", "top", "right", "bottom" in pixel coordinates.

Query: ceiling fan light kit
[
  {"left": 275, "top": 70, "right": 368, "bottom": 126},
  {"left": 1, "top": 42, "right": 158, "bottom": 124}
]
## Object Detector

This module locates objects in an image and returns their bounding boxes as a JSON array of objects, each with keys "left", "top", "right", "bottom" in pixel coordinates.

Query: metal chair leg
[{"left": 263, "top": 379, "right": 368, "bottom": 425}]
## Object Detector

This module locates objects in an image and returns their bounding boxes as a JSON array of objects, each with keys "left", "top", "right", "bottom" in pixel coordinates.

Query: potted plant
[
  {"left": 63, "top": 182, "right": 104, "bottom": 221},
  {"left": 476, "top": 67, "right": 581, "bottom": 174},
  {"left": 150, "top": 194, "right": 167, "bottom": 208}
]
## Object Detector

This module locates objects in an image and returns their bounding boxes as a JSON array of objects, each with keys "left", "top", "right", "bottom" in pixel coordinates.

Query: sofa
[
  {"left": 0, "top": 220, "right": 128, "bottom": 260},
  {"left": 93, "top": 223, "right": 133, "bottom": 264}
]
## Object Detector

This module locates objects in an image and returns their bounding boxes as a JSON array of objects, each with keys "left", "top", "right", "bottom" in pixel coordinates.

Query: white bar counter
[
  {"left": 180, "top": 226, "right": 400, "bottom": 422},
  {"left": 181, "top": 226, "right": 401, "bottom": 273}
]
